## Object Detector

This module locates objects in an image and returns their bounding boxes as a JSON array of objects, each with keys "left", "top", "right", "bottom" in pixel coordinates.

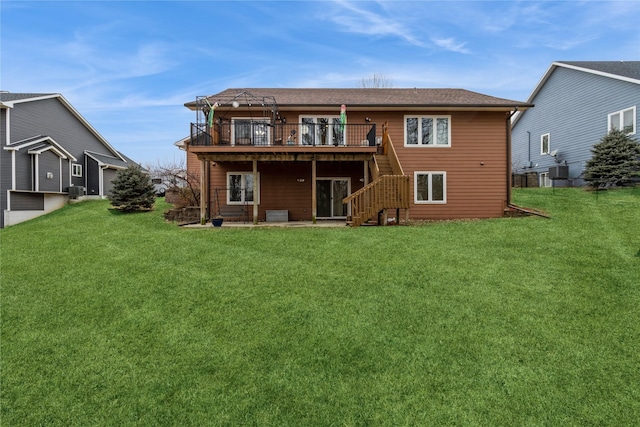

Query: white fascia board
[
  {"left": 53, "top": 94, "right": 125, "bottom": 161},
  {"left": 28, "top": 145, "right": 68, "bottom": 159},
  {"left": 0, "top": 93, "right": 61, "bottom": 108},
  {"left": 5, "top": 135, "right": 77, "bottom": 161},
  {"left": 84, "top": 150, "right": 107, "bottom": 166},
  {"left": 556, "top": 62, "right": 640, "bottom": 86}
]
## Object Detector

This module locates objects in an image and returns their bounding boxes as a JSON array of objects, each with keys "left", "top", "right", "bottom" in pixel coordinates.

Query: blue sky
[{"left": 2, "top": 0, "right": 639, "bottom": 166}]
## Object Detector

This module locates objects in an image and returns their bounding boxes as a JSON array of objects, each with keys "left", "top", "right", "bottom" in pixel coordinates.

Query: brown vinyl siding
[
  {"left": 390, "top": 111, "right": 508, "bottom": 219},
  {"left": 190, "top": 110, "right": 510, "bottom": 221},
  {"left": 208, "top": 161, "right": 365, "bottom": 221}
]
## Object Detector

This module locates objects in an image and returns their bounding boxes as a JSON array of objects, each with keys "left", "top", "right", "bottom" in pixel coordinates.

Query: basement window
[{"left": 414, "top": 171, "right": 446, "bottom": 204}]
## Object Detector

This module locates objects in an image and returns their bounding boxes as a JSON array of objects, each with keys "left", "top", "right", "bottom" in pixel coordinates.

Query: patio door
[
  {"left": 300, "top": 116, "right": 345, "bottom": 146},
  {"left": 317, "top": 178, "right": 350, "bottom": 218}
]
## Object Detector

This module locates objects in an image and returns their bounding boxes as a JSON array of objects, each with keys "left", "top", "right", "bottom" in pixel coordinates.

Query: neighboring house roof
[
  {"left": 186, "top": 88, "right": 532, "bottom": 111},
  {"left": 559, "top": 61, "right": 640, "bottom": 81},
  {"left": 85, "top": 150, "right": 129, "bottom": 169},
  {"left": 117, "top": 151, "right": 140, "bottom": 166},
  {"left": 174, "top": 136, "right": 189, "bottom": 150},
  {"left": 0, "top": 91, "right": 126, "bottom": 162},
  {"left": 0, "top": 91, "right": 58, "bottom": 103},
  {"left": 512, "top": 61, "right": 640, "bottom": 126}
]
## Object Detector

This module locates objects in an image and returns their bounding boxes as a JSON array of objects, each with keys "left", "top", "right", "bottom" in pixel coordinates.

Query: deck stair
[
  {"left": 344, "top": 123, "right": 410, "bottom": 227},
  {"left": 375, "top": 154, "right": 394, "bottom": 176}
]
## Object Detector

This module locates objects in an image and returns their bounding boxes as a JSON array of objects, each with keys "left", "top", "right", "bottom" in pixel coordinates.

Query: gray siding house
[
  {"left": 1, "top": 92, "right": 136, "bottom": 228},
  {"left": 511, "top": 61, "right": 640, "bottom": 187}
]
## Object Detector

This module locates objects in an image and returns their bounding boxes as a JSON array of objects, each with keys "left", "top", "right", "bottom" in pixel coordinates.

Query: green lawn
[{"left": 1, "top": 188, "right": 639, "bottom": 426}]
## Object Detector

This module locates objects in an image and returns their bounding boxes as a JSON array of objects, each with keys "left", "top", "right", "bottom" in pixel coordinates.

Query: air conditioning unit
[
  {"left": 549, "top": 166, "right": 569, "bottom": 180},
  {"left": 69, "top": 186, "right": 85, "bottom": 199}
]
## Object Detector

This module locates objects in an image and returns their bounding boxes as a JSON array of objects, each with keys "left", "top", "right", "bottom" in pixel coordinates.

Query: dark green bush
[
  {"left": 584, "top": 129, "right": 640, "bottom": 188},
  {"left": 108, "top": 165, "right": 156, "bottom": 211}
]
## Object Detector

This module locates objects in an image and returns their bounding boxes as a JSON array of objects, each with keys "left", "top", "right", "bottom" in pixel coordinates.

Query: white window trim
[
  {"left": 226, "top": 172, "right": 260, "bottom": 205},
  {"left": 298, "top": 115, "right": 345, "bottom": 146},
  {"left": 414, "top": 171, "right": 447, "bottom": 204},
  {"left": 541, "top": 133, "right": 550, "bottom": 155},
  {"left": 608, "top": 106, "right": 636, "bottom": 135},
  {"left": 404, "top": 115, "right": 451, "bottom": 147},
  {"left": 72, "top": 163, "right": 83, "bottom": 177}
]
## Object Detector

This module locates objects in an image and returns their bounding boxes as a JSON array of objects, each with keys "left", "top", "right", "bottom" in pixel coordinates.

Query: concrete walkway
[{"left": 183, "top": 220, "right": 347, "bottom": 228}]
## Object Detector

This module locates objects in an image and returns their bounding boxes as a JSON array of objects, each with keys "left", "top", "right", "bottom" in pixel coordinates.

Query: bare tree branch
[{"left": 359, "top": 73, "right": 394, "bottom": 88}]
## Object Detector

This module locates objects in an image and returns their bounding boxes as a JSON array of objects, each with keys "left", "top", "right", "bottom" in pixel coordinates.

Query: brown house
[{"left": 184, "top": 88, "right": 532, "bottom": 226}]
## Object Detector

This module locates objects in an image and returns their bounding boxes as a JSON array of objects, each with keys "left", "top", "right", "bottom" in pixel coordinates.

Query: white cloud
[
  {"left": 328, "top": 0, "right": 426, "bottom": 47},
  {"left": 431, "top": 37, "right": 471, "bottom": 54}
]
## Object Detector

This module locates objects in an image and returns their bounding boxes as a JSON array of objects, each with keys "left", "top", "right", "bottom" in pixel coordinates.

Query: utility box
[{"left": 549, "top": 165, "right": 569, "bottom": 180}]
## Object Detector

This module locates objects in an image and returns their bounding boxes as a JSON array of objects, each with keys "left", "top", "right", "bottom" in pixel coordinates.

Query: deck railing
[
  {"left": 190, "top": 122, "right": 376, "bottom": 148},
  {"left": 343, "top": 175, "right": 411, "bottom": 227}
]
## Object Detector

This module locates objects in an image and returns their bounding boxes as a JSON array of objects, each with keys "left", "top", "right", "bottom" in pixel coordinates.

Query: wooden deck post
[
  {"left": 363, "top": 160, "right": 369, "bottom": 185},
  {"left": 253, "top": 160, "right": 258, "bottom": 225},
  {"left": 200, "top": 158, "right": 207, "bottom": 225}
]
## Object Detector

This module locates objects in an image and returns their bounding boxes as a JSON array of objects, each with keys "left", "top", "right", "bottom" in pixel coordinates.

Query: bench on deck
[{"left": 218, "top": 205, "right": 248, "bottom": 222}]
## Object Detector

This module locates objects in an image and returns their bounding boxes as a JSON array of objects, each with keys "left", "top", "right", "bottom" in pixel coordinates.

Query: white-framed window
[
  {"left": 299, "top": 116, "right": 344, "bottom": 146},
  {"left": 72, "top": 163, "right": 83, "bottom": 177},
  {"left": 231, "top": 118, "right": 271, "bottom": 146},
  {"left": 414, "top": 171, "right": 446, "bottom": 204},
  {"left": 405, "top": 116, "right": 451, "bottom": 147},
  {"left": 608, "top": 106, "right": 636, "bottom": 135},
  {"left": 540, "top": 172, "right": 551, "bottom": 188},
  {"left": 227, "top": 172, "right": 259, "bottom": 205},
  {"left": 541, "top": 133, "right": 550, "bottom": 155}
]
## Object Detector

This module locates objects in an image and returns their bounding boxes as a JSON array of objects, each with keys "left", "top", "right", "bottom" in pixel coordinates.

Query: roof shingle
[
  {"left": 558, "top": 61, "right": 640, "bottom": 81},
  {"left": 186, "top": 88, "right": 531, "bottom": 110}
]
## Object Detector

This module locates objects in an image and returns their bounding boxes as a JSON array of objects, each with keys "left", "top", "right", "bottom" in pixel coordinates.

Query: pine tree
[
  {"left": 108, "top": 165, "right": 156, "bottom": 211},
  {"left": 584, "top": 129, "right": 640, "bottom": 188}
]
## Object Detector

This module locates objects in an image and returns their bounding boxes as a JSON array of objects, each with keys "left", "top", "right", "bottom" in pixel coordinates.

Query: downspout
[
  {"left": 526, "top": 131, "right": 531, "bottom": 167},
  {"left": 506, "top": 107, "right": 518, "bottom": 206},
  {"left": 506, "top": 109, "right": 550, "bottom": 219}
]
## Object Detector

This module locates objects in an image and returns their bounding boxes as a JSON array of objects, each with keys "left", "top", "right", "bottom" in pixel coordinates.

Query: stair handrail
[
  {"left": 383, "top": 124, "right": 404, "bottom": 176},
  {"left": 343, "top": 175, "right": 410, "bottom": 227},
  {"left": 370, "top": 156, "right": 380, "bottom": 181}
]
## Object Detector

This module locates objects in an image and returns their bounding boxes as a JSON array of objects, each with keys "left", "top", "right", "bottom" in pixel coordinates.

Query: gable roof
[
  {"left": 186, "top": 88, "right": 531, "bottom": 112},
  {"left": 0, "top": 91, "right": 125, "bottom": 162},
  {"left": 4, "top": 134, "right": 77, "bottom": 161},
  {"left": 0, "top": 92, "right": 58, "bottom": 103},
  {"left": 511, "top": 61, "right": 640, "bottom": 127},
  {"left": 85, "top": 150, "right": 129, "bottom": 169},
  {"left": 557, "top": 61, "right": 640, "bottom": 81}
]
